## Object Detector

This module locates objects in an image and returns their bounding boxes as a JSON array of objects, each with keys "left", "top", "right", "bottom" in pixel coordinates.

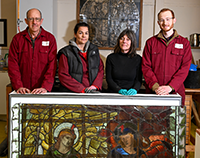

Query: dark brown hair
[
  {"left": 114, "top": 29, "right": 137, "bottom": 58},
  {"left": 74, "top": 22, "right": 90, "bottom": 34}
]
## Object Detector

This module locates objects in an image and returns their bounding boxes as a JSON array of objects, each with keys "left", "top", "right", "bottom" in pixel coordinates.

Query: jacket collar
[
  {"left": 157, "top": 29, "right": 179, "bottom": 46},
  {"left": 22, "top": 26, "right": 45, "bottom": 39},
  {"left": 69, "top": 37, "right": 91, "bottom": 53}
]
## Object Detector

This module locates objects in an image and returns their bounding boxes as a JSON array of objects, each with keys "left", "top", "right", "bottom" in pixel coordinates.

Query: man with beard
[{"left": 142, "top": 8, "right": 192, "bottom": 106}]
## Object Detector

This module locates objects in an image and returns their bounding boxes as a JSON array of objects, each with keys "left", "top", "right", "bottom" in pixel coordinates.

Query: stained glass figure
[{"left": 9, "top": 93, "right": 185, "bottom": 158}]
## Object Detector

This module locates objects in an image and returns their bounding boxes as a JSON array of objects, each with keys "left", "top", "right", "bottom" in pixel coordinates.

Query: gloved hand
[
  {"left": 127, "top": 89, "right": 137, "bottom": 95},
  {"left": 118, "top": 89, "right": 128, "bottom": 95}
]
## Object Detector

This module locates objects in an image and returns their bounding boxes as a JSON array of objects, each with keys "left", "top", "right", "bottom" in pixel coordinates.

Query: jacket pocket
[
  {"left": 150, "top": 50, "right": 162, "bottom": 70},
  {"left": 39, "top": 46, "right": 49, "bottom": 64},
  {"left": 19, "top": 50, "right": 29, "bottom": 64},
  {"left": 150, "top": 51, "right": 161, "bottom": 55},
  {"left": 171, "top": 48, "right": 184, "bottom": 56},
  {"left": 170, "top": 48, "right": 184, "bottom": 67}
]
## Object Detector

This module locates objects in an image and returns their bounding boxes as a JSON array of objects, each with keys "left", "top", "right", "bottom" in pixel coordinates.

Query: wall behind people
[
  {"left": 54, "top": 0, "right": 77, "bottom": 50},
  {"left": 1, "top": 0, "right": 16, "bottom": 50},
  {"left": 1, "top": 0, "right": 200, "bottom": 62},
  {"left": 18, "top": 0, "right": 55, "bottom": 34}
]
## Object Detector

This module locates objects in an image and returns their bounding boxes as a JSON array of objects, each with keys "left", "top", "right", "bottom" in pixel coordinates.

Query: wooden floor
[
  {"left": 0, "top": 115, "right": 7, "bottom": 158},
  {"left": 189, "top": 122, "right": 197, "bottom": 158}
]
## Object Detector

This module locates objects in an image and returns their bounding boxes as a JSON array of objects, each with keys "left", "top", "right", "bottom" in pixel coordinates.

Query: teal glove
[
  {"left": 127, "top": 89, "right": 137, "bottom": 95},
  {"left": 118, "top": 89, "right": 128, "bottom": 95}
]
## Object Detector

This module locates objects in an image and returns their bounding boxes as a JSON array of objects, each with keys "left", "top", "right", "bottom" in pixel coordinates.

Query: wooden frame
[
  {"left": 0, "top": 19, "right": 7, "bottom": 47},
  {"left": 77, "top": 0, "right": 143, "bottom": 50}
]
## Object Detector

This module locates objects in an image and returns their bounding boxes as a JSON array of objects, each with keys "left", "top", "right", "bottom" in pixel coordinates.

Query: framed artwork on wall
[
  {"left": 0, "top": 19, "right": 7, "bottom": 47},
  {"left": 77, "top": 0, "right": 143, "bottom": 50}
]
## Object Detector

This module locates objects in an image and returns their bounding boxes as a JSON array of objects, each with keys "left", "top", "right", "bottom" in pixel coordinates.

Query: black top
[{"left": 106, "top": 52, "right": 142, "bottom": 93}]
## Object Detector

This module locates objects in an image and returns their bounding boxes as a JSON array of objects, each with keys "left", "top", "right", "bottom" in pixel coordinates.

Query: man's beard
[{"left": 162, "top": 23, "right": 174, "bottom": 32}]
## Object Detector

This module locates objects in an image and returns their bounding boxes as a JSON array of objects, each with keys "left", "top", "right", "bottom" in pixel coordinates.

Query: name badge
[
  {"left": 175, "top": 43, "right": 183, "bottom": 49},
  {"left": 42, "top": 41, "right": 49, "bottom": 46}
]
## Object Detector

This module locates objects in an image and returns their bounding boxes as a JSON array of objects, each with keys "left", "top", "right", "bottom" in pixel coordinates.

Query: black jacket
[{"left": 57, "top": 43, "right": 100, "bottom": 92}]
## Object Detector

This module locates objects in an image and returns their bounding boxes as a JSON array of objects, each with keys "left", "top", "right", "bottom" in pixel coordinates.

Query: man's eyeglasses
[
  {"left": 158, "top": 17, "right": 173, "bottom": 23},
  {"left": 27, "top": 18, "right": 42, "bottom": 22}
]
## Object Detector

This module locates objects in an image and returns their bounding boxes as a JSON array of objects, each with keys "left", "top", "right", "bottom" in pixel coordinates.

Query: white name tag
[
  {"left": 42, "top": 41, "right": 49, "bottom": 46},
  {"left": 175, "top": 43, "right": 183, "bottom": 49}
]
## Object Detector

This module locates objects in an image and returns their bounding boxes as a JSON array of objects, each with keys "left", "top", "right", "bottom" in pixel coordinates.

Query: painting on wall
[
  {"left": 77, "top": 0, "right": 143, "bottom": 50},
  {"left": 0, "top": 19, "right": 7, "bottom": 47}
]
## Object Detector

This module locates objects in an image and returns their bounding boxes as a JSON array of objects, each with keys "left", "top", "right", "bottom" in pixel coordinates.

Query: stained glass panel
[{"left": 9, "top": 93, "right": 185, "bottom": 158}]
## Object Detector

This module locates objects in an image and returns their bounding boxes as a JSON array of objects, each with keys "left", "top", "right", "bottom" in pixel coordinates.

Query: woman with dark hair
[
  {"left": 58, "top": 22, "right": 104, "bottom": 93},
  {"left": 106, "top": 29, "right": 142, "bottom": 95}
]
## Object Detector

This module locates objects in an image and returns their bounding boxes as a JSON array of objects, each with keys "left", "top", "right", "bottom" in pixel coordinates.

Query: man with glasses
[
  {"left": 0, "top": 8, "right": 57, "bottom": 157},
  {"left": 8, "top": 8, "right": 57, "bottom": 94},
  {"left": 142, "top": 8, "right": 192, "bottom": 106}
]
